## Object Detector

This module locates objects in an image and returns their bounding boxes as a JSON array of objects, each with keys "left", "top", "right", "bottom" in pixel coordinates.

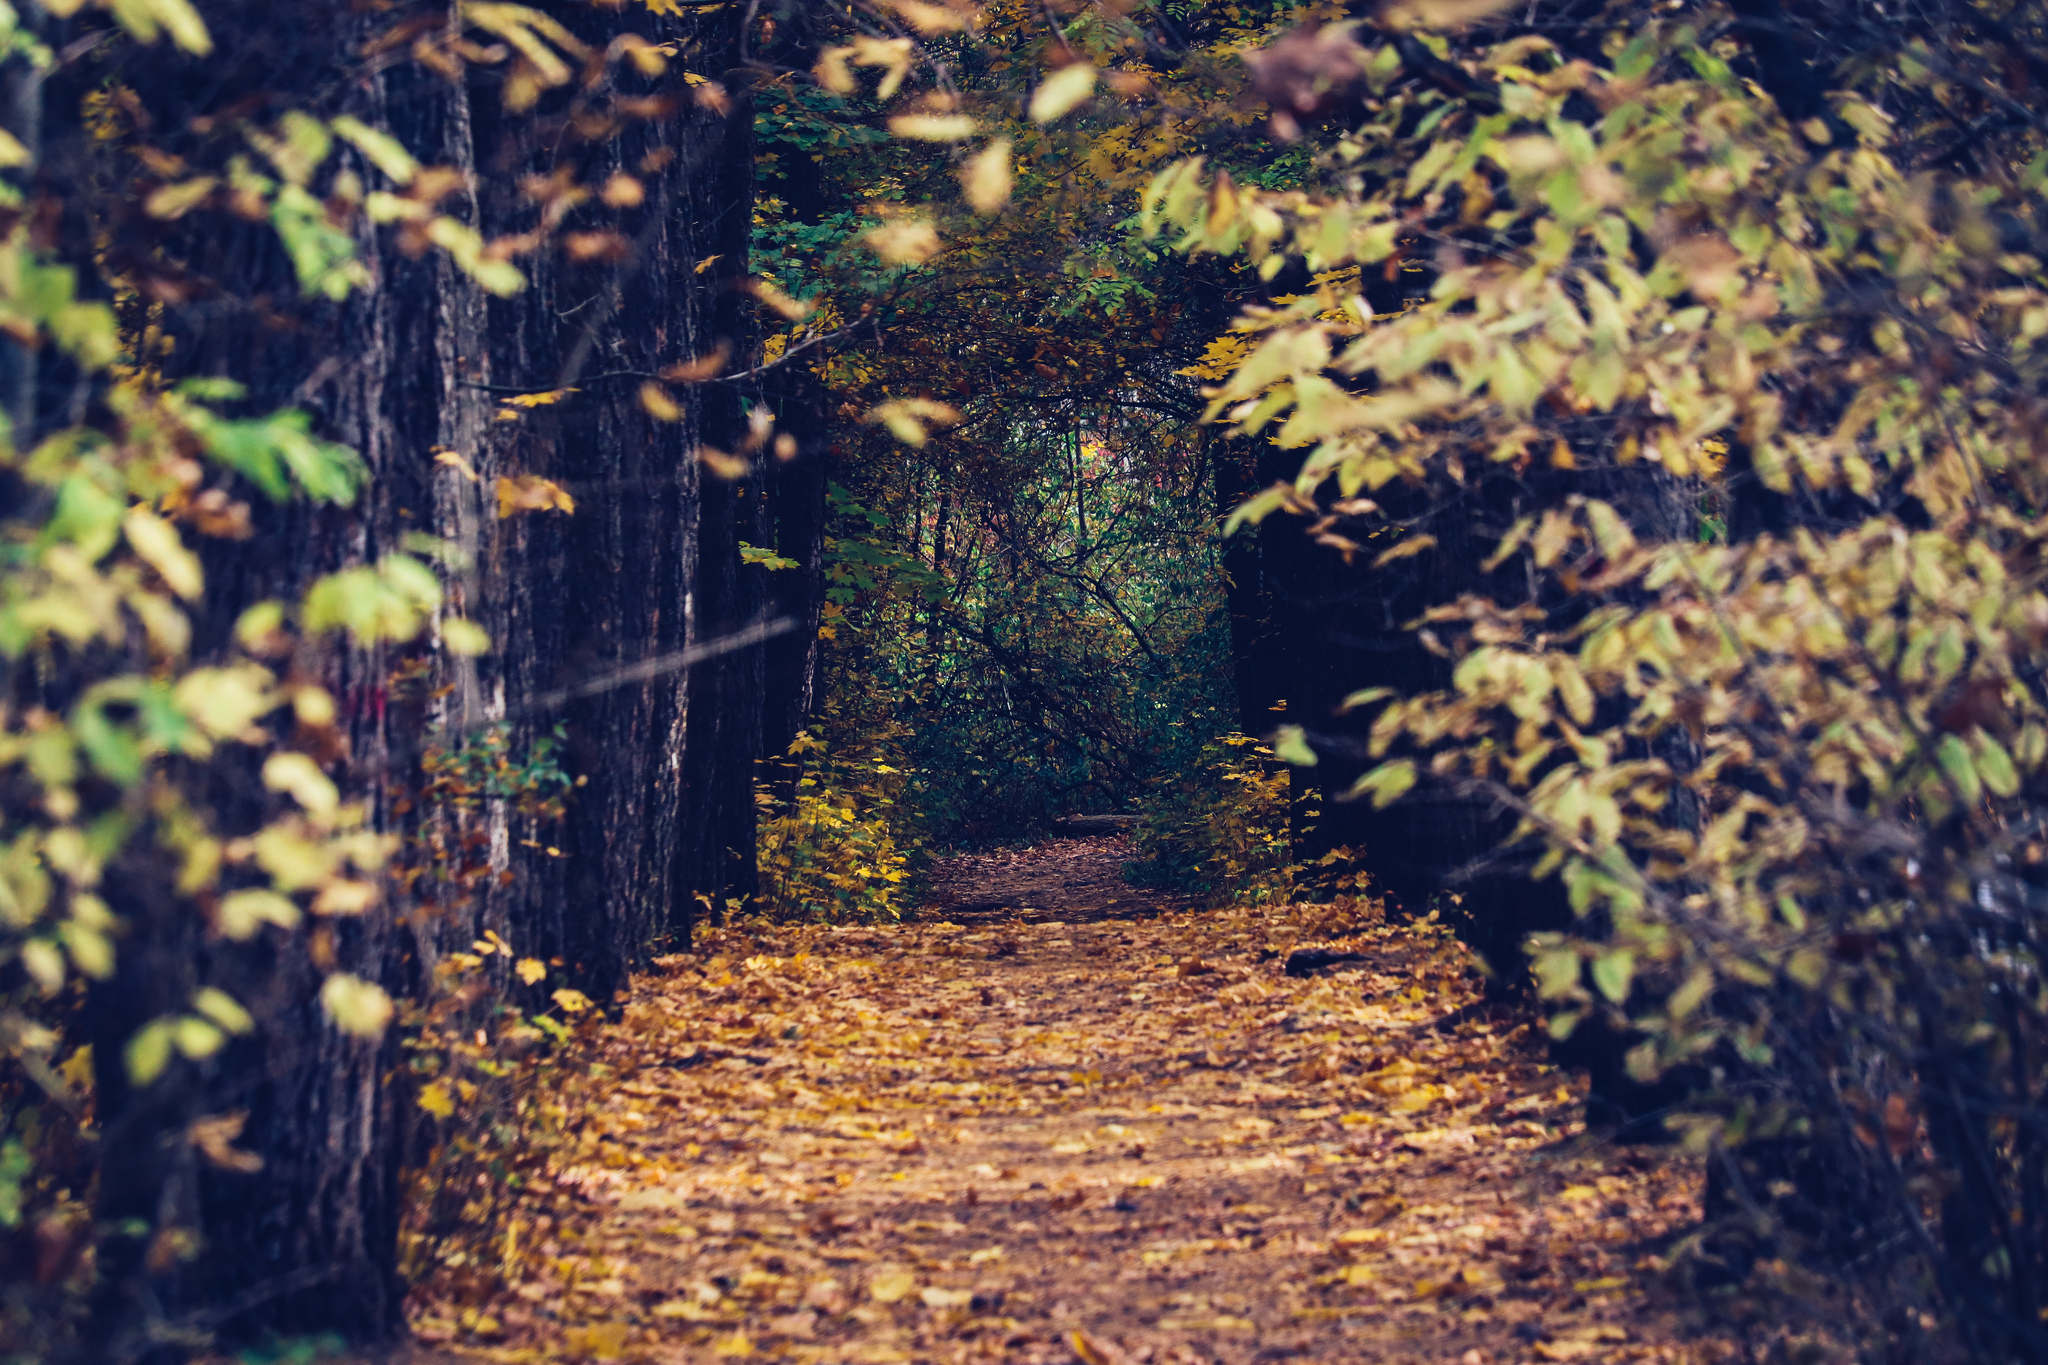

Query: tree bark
[{"left": 46, "top": 0, "right": 781, "bottom": 1351}]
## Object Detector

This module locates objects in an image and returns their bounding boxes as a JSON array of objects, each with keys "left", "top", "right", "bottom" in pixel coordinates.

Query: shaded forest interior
[{"left": 6, "top": 0, "right": 2048, "bottom": 1360}]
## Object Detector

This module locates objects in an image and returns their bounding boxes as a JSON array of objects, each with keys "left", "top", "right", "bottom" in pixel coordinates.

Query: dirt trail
[
  {"left": 413, "top": 840, "right": 1731, "bottom": 1365},
  {"left": 918, "top": 835, "right": 1196, "bottom": 924}
]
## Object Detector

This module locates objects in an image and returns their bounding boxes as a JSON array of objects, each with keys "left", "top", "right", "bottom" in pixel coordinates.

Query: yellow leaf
[
  {"left": 640, "top": 381, "right": 684, "bottom": 422},
  {"left": 262, "top": 752, "right": 338, "bottom": 815},
  {"left": 552, "top": 987, "right": 592, "bottom": 1013},
  {"left": 516, "top": 957, "right": 547, "bottom": 985},
  {"left": 216, "top": 888, "right": 301, "bottom": 939},
  {"left": 1381, "top": 0, "right": 1513, "bottom": 27},
  {"left": 192, "top": 987, "right": 252, "bottom": 1034},
  {"left": 869, "top": 1266, "right": 917, "bottom": 1302},
  {"left": 888, "top": 114, "right": 977, "bottom": 141},
  {"left": 865, "top": 398, "right": 962, "bottom": 447},
  {"left": 320, "top": 973, "right": 393, "bottom": 1038},
  {"left": 442, "top": 617, "right": 490, "bottom": 656},
  {"left": 330, "top": 115, "right": 418, "bottom": 183},
  {"left": 144, "top": 176, "right": 218, "bottom": 219},
  {"left": 961, "top": 138, "right": 1012, "bottom": 214},
  {"left": 1371, "top": 533, "right": 1436, "bottom": 570},
  {"left": 1070, "top": 1330, "right": 1124, "bottom": 1365},
  {"left": 711, "top": 1332, "right": 754, "bottom": 1358},
  {"left": 865, "top": 221, "right": 942, "bottom": 265},
  {"left": 311, "top": 879, "right": 377, "bottom": 916},
  {"left": 746, "top": 277, "right": 812, "bottom": 320},
  {"left": 495, "top": 474, "right": 576, "bottom": 518},
  {"left": 500, "top": 387, "right": 577, "bottom": 408},
  {"left": 175, "top": 665, "right": 276, "bottom": 738},
  {"left": 567, "top": 1322, "right": 630, "bottom": 1360},
  {"left": 188, "top": 1110, "right": 263, "bottom": 1171},
  {"left": 697, "top": 446, "right": 750, "bottom": 479},
  {"left": 417, "top": 1079, "right": 456, "bottom": 1118},
  {"left": 814, "top": 45, "right": 856, "bottom": 93},
  {"left": 125, "top": 508, "right": 203, "bottom": 600},
  {"left": 876, "top": 0, "right": 973, "bottom": 32},
  {"left": 125, "top": 1018, "right": 176, "bottom": 1084},
  {"left": 1030, "top": 63, "right": 1096, "bottom": 123}
]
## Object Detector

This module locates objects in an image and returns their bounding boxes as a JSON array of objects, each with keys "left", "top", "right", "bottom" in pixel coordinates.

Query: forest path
[{"left": 412, "top": 840, "right": 1727, "bottom": 1365}]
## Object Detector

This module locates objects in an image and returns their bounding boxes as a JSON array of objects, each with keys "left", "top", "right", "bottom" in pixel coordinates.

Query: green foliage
[
  {"left": 753, "top": 731, "right": 919, "bottom": 923},
  {"left": 1132, "top": 734, "right": 1294, "bottom": 907},
  {"left": 419, "top": 724, "right": 574, "bottom": 816},
  {"left": 815, "top": 430, "right": 1235, "bottom": 844},
  {"left": 1147, "top": 0, "right": 2048, "bottom": 1353}
]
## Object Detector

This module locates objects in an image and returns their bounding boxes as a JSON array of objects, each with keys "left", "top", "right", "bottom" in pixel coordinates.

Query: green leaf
[
  {"left": 192, "top": 407, "right": 363, "bottom": 506},
  {"left": 1532, "top": 946, "right": 1579, "bottom": 998},
  {"left": 1591, "top": 949, "right": 1634, "bottom": 1003},
  {"left": 272, "top": 184, "right": 365, "bottom": 299},
  {"left": 72, "top": 697, "right": 142, "bottom": 785},
  {"left": 45, "top": 473, "right": 126, "bottom": 560},
  {"left": 1667, "top": 964, "right": 1714, "bottom": 1019},
  {"left": 1339, "top": 687, "right": 1395, "bottom": 713},
  {"left": 1785, "top": 947, "right": 1828, "bottom": 989},
  {"left": 442, "top": 617, "right": 491, "bottom": 656},
  {"left": 1974, "top": 731, "right": 2020, "bottom": 798},
  {"left": 329, "top": 115, "right": 418, "bottom": 184},
  {"left": 1271, "top": 725, "right": 1318, "bottom": 767},
  {"left": 0, "top": 1141, "right": 30, "bottom": 1228},
  {"left": 172, "top": 1015, "right": 225, "bottom": 1059},
  {"left": 1345, "top": 759, "right": 1416, "bottom": 808},
  {"left": 1936, "top": 732, "right": 1982, "bottom": 805},
  {"left": 739, "top": 542, "right": 801, "bottom": 571},
  {"left": 126, "top": 1018, "right": 177, "bottom": 1085},
  {"left": 192, "top": 987, "right": 254, "bottom": 1035}
]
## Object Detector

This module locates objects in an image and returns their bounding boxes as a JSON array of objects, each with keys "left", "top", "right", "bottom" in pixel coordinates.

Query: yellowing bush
[
  {"left": 753, "top": 732, "right": 917, "bottom": 923},
  {"left": 1133, "top": 734, "right": 1295, "bottom": 908}
]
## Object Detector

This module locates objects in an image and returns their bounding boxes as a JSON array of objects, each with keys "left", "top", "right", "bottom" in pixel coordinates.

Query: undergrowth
[
  {"left": 1130, "top": 733, "right": 1296, "bottom": 907},
  {"left": 397, "top": 948, "right": 605, "bottom": 1329},
  {"left": 752, "top": 730, "right": 922, "bottom": 923}
]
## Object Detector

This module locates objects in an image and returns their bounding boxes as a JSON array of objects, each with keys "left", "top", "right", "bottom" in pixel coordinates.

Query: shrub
[
  {"left": 1133, "top": 734, "right": 1296, "bottom": 907},
  {"left": 752, "top": 732, "right": 920, "bottom": 923}
]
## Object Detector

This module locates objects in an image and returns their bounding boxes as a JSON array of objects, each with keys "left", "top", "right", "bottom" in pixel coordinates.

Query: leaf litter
[{"left": 406, "top": 839, "right": 1741, "bottom": 1365}]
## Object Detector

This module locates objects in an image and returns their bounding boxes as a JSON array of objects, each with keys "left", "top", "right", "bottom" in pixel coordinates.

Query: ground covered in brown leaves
[{"left": 410, "top": 839, "right": 1737, "bottom": 1365}]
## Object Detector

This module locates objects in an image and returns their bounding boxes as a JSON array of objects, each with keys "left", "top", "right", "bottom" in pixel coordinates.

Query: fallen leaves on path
[{"left": 406, "top": 851, "right": 1736, "bottom": 1365}]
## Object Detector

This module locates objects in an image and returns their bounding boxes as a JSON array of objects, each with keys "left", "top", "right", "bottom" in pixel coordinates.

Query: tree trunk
[{"left": 49, "top": 0, "right": 778, "bottom": 1351}]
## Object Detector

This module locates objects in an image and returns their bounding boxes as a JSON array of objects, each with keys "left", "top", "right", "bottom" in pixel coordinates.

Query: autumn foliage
[{"left": 6, "top": 0, "right": 2048, "bottom": 1357}]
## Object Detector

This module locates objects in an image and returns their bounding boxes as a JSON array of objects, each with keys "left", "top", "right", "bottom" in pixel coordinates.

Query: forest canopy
[{"left": 5, "top": 0, "right": 2048, "bottom": 1358}]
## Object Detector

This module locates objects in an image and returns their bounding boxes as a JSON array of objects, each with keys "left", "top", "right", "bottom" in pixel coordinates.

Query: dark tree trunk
[
  {"left": 674, "top": 63, "right": 770, "bottom": 930},
  {"left": 48, "top": 0, "right": 779, "bottom": 1352}
]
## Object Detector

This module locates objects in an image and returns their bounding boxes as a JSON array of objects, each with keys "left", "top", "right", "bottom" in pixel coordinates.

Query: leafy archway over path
[{"left": 400, "top": 872, "right": 1788, "bottom": 1364}]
